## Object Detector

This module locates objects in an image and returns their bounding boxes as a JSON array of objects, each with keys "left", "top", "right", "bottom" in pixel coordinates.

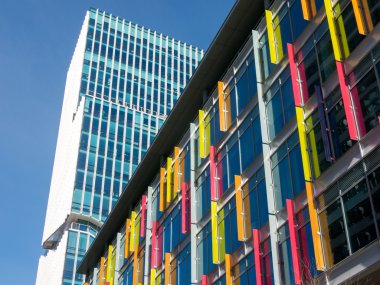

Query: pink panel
[
  {"left": 157, "top": 225, "right": 163, "bottom": 265},
  {"left": 288, "top": 43, "right": 302, "bottom": 107},
  {"left": 216, "top": 151, "right": 223, "bottom": 198},
  {"left": 151, "top": 221, "right": 157, "bottom": 268},
  {"left": 263, "top": 241, "right": 272, "bottom": 285},
  {"left": 181, "top": 182, "right": 189, "bottom": 234},
  {"left": 140, "top": 195, "right": 147, "bottom": 237},
  {"left": 286, "top": 199, "right": 302, "bottom": 285},
  {"left": 202, "top": 275, "right": 208, "bottom": 285},
  {"left": 210, "top": 146, "right": 217, "bottom": 201},
  {"left": 336, "top": 61, "right": 360, "bottom": 140},
  {"left": 348, "top": 71, "right": 367, "bottom": 137},
  {"left": 253, "top": 229, "right": 263, "bottom": 285}
]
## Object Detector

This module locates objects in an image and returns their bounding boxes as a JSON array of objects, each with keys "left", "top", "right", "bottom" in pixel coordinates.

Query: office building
[
  {"left": 78, "top": 0, "right": 380, "bottom": 284},
  {"left": 36, "top": 8, "right": 203, "bottom": 285}
]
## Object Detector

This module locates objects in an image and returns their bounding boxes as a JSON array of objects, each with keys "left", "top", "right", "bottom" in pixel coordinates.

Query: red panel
[
  {"left": 157, "top": 225, "right": 163, "bottom": 265},
  {"left": 181, "top": 182, "right": 189, "bottom": 233},
  {"left": 210, "top": 146, "right": 217, "bottom": 201},
  {"left": 202, "top": 275, "right": 208, "bottom": 285},
  {"left": 288, "top": 43, "right": 302, "bottom": 107},
  {"left": 348, "top": 71, "right": 367, "bottom": 137},
  {"left": 151, "top": 221, "right": 157, "bottom": 268},
  {"left": 336, "top": 61, "right": 361, "bottom": 140},
  {"left": 286, "top": 199, "right": 302, "bottom": 284},
  {"left": 263, "top": 241, "right": 271, "bottom": 285},
  {"left": 253, "top": 229, "right": 263, "bottom": 285},
  {"left": 140, "top": 195, "right": 147, "bottom": 237}
]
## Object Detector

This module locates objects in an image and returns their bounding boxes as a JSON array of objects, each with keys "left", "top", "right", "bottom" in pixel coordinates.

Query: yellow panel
[
  {"left": 173, "top": 147, "right": 180, "bottom": 196},
  {"left": 324, "top": 0, "right": 350, "bottom": 61},
  {"left": 165, "top": 253, "right": 171, "bottom": 285},
  {"left": 265, "top": 10, "right": 283, "bottom": 64},
  {"left": 242, "top": 183, "right": 252, "bottom": 240},
  {"left": 296, "top": 107, "right": 312, "bottom": 181},
  {"left": 218, "top": 81, "right": 227, "bottom": 131},
  {"left": 305, "top": 182, "right": 325, "bottom": 270},
  {"left": 211, "top": 201, "right": 219, "bottom": 264},
  {"left": 132, "top": 247, "right": 139, "bottom": 285},
  {"left": 106, "top": 245, "right": 113, "bottom": 282},
  {"left": 306, "top": 116, "right": 321, "bottom": 178},
  {"left": 205, "top": 113, "right": 211, "bottom": 156},
  {"left": 129, "top": 211, "right": 136, "bottom": 252},
  {"left": 99, "top": 257, "right": 105, "bottom": 285},
  {"left": 335, "top": 3, "right": 350, "bottom": 59},
  {"left": 199, "top": 110, "right": 206, "bottom": 158},
  {"left": 273, "top": 14, "right": 284, "bottom": 62},
  {"left": 124, "top": 219, "right": 131, "bottom": 258},
  {"left": 225, "top": 254, "right": 232, "bottom": 285},
  {"left": 159, "top": 168, "right": 166, "bottom": 211},
  {"left": 150, "top": 269, "right": 156, "bottom": 285},
  {"left": 218, "top": 208, "right": 226, "bottom": 263},
  {"left": 167, "top": 157, "right": 172, "bottom": 203},
  {"left": 135, "top": 215, "right": 141, "bottom": 248}
]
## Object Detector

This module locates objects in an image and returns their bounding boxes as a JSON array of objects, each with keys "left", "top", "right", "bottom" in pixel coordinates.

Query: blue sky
[{"left": 0, "top": 0, "right": 235, "bottom": 283}]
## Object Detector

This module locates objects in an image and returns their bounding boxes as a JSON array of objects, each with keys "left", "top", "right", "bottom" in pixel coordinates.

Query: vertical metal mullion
[
  {"left": 190, "top": 123, "right": 198, "bottom": 284},
  {"left": 252, "top": 29, "right": 282, "bottom": 285},
  {"left": 144, "top": 186, "right": 154, "bottom": 284}
]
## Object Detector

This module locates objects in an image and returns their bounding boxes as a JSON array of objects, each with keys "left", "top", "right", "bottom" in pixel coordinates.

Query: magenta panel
[
  {"left": 286, "top": 199, "right": 302, "bottom": 285},
  {"left": 288, "top": 43, "right": 303, "bottom": 107},
  {"left": 140, "top": 195, "right": 147, "bottom": 237},
  {"left": 336, "top": 61, "right": 361, "bottom": 140},
  {"left": 151, "top": 221, "right": 157, "bottom": 268},
  {"left": 253, "top": 229, "right": 263, "bottom": 285},
  {"left": 181, "top": 182, "right": 189, "bottom": 234},
  {"left": 210, "top": 146, "right": 217, "bottom": 201}
]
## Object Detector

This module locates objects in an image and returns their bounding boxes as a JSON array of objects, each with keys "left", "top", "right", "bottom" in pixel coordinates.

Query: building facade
[
  {"left": 36, "top": 8, "right": 203, "bottom": 285},
  {"left": 78, "top": 0, "right": 380, "bottom": 284}
]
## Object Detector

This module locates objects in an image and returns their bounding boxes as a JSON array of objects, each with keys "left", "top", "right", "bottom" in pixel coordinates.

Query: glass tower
[{"left": 36, "top": 8, "right": 203, "bottom": 285}]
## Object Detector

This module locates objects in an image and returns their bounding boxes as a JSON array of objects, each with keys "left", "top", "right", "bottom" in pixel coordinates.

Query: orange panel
[
  {"left": 124, "top": 219, "right": 131, "bottom": 258},
  {"left": 225, "top": 254, "right": 232, "bottom": 285},
  {"left": 165, "top": 253, "right": 171, "bottom": 285}
]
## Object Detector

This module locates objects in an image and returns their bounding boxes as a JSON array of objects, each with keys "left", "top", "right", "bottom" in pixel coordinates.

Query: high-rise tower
[{"left": 36, "top": 8, "right": 203, "bottom": 285}]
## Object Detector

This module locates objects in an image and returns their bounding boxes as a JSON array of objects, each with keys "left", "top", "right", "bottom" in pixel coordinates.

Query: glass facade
[
  {"left": 38, "top": 8, "right": 203, "bottom": 285},
  {"left": 80, "top": 1, "right": 380, "bottom": 285}
]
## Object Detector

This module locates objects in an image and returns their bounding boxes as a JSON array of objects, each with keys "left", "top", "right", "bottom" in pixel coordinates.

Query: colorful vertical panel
[
  {"left": 352, "top": 0, "right": 374, "bottom": 35},
  {"left": 287, "top": 43, "right": 309, "bottom": 106},
  {"left": 124, "top": 219, "right": 131, "bottom": 258},
  {"left": 202, "top": 275, "right": 208, "bottom": 285},
  {"left": 235, "top": 175, "right": 251, "bottom": 241},
  {"left": 151, "top": 221, "right": 157, "bottom": 269},
  {"left": 336, "top": 61, "right": 366, "bottom": 140},
  {"left": 106, "top": 245, "right": 113, "bottom": 283},
  {"left": 99, "top": 257, "right": 105, "bottom": 285},
  {"left": 305, "top": 182, "right": 325, "bottom": 270},
  {"left": 324, "top": 0, "right": 350, "bottom": 61},
  {"left": 218, "top": 81, "right": 231, "bottom": 131},
  {"left": 295, "top": 107, "right": 313, "bottom": 181},
  {"left": 300, "top": 0, "right": 317, "bottom": 20},
  {"left": 140, "top": 195, "right": 147, "bottom": 237},
  {"left": 173, "top": 147, "right": 180, "bottom": 195},
  {"left": 225, "top": 254, "right": 232, "bottom": 285},
  {"left": 253, "top": 229, "right": 263, "bottom": 285},
  {"left": 199, "top": 110, "right": 206, "bottom": 158},
  {"left": 150, "top": 269, "right": 156, "bottom": 285},
  {"left": 210, "top": 146, "right": 217, "bottom": 201},
  {"left": 164, "top": 253, "right": 171, "bottom": 285},
  {"left": 159, "top": 167, "right": 166, "bottom": 212},
  {"left": 181, "top": 182, "right": 189, "bottom": 234},
  {"left": 265, "top": 10, "right": 284, "bottom": 64},
  {"left": 286, "top": 199, "right": 302, "bottom": 285},
  {"left": 167, "top": 157, "right": 173, "bottom": 203},
  {"left": 211, "top": 201, "right": 219, "bottom": 264},
  {"left": 129, "top": 211, "right": 137, "bottom": 252},
  {"left": 132, "top": 247, "right": 139, "bottom": 285}
]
